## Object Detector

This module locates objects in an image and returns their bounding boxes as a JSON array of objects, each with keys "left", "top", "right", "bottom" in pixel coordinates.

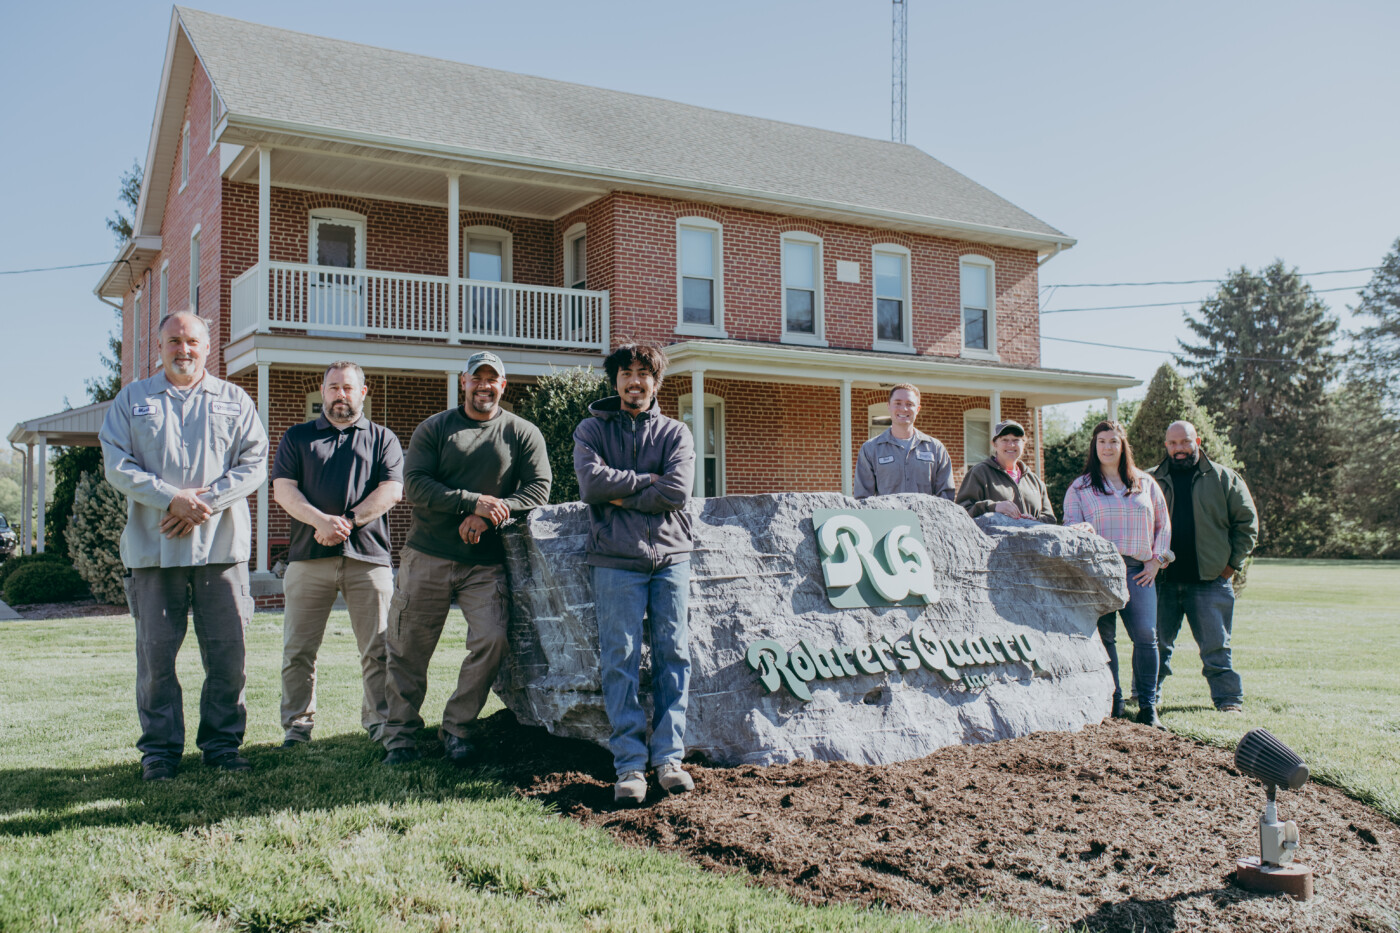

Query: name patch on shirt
[
  {"left": 916, "top": 450, "right": 936, "bottom": 462},
  {"left": 210, "top": 401, "right": 242, "bottom": 416},
  {"left": 877, "top": 456, "right": 896, "bottom": 465},
  {"left": 132, "top": 404, "right": 156, "bottom": 416}
]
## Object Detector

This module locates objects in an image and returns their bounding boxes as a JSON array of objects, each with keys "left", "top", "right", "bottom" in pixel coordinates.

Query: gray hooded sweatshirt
[{"left": 573, "top": 396, "right": 696, "bottom": 572}]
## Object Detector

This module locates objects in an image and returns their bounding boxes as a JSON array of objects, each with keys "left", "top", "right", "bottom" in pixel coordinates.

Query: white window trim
[
  {"left": 866, "top": 401, "right": 892, "bottom": 440},
  {"left": 159, "top": 260, "right": 169, "bottom": 320},
  {"left": 675, "top": 216, "right": 727, "bottom": 338},
  {"left": 678, "top": 392, "right": 726, "bottom": 496},
  {"left": 960, "top": 254, "right": 999, "bottom": 361},
  {"left": 780, "top": 231, "right": 826, "bottom": 347},
  {"left": 563, "top": 221, "right": 586, "bottom": 288},
  {"left": 133, "top": 288, "right": 144, "bottom": 379},
  {"left": 963, "top": 407, "right": 993, "bottom": 468},
  {"left": 208, "top": 84, "right": 220, "bottom": 154},
  {"left": 179, "top": 121, "right": 190, "bottom": 192},
  {"left": 308, "top": 208, "right": 368, "bottom": 269},
  {"left": 188, "top": 224, "right": 201, "bottom": 312},
  {"left": 872, "top": 243, "right": 914, "bottom": 353},
  {"left": 462, "top": 224, "right": 513, "bottom": 282}
]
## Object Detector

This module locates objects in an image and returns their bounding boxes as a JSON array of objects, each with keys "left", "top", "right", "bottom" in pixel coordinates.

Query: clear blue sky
[{"left": 2, "top": 0, "right": 1397, "bottom": 440}]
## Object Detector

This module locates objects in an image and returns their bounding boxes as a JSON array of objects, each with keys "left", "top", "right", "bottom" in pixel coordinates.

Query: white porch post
[
  {"left": 1034, "top": 407, "right": 1044, "bottom": 474},
  {"left": 1107, "top": 393, "right": 1119, "bottom": 423},
  {"left": 256, "top": 362, "right": 270, "bottom": 575},
  {"left": 840, "top": 379, "right": 853, "bottom": 496},
  {"left": 990, "top": 389, "right": 1002, "bottom": 430},
  {"left": 257, "top": 148, "right": 271, "bottom": 332},
  {"left": 447, "top": 371, "right": 459, "bottom": 409},
  {"left": 35, "top": 437, "right": 47, "bottom": 553},
  {"left": 447, "top": 174, "right": 460, "bottom": 344},
  {"left": 21, "top": 444, "right": 33, "bottom": 555},
  {"left": 691, "top": 369, "right": 705, "bottom": 497}
]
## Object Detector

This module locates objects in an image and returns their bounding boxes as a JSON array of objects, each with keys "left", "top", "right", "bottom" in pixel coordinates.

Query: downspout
[{"left": 1037, "top": 243, "right": 1064, "bottom": 267}]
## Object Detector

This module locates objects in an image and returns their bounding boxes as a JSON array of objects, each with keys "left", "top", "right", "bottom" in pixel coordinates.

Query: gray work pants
[
  {"left": 126, "top": 562, "right": 252, "bottom": 765},
  {"left": 381, "top": 548, "right": 508, "bottom": 749},
  {"left": 281, "top": 556, "right": 393, "bottom": 743}
]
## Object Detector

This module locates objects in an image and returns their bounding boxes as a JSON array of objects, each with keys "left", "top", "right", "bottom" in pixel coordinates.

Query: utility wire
[
  {"left": 1040, "top": 266, "right": 1377, "bottom": 290},
  {"left": 1041, "top": 284, "right": 1365, "bottom": 315},
  {"left": 0, "top": 260, "right": 114, "bottom": 275},
  {"left": 1044, "top": 335, "right": 1304, "bottom": 364}
]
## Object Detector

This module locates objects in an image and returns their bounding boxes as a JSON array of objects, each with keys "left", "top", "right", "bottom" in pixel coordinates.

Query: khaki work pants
[
  {"left": 281, "top": 556, "right": 393, "bottom": 743},
  {"left": 382, "top": 547, "right": 508, "bottom": 749}
]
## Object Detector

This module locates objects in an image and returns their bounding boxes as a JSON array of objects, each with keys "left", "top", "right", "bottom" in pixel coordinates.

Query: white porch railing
[{"left": 229, "top": 260, "right": 609, "bottom": 351}]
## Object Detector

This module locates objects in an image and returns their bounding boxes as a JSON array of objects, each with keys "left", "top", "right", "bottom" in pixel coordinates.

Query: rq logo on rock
[{"left": 813, "top": 509, "right": 940, "bottom": 609}]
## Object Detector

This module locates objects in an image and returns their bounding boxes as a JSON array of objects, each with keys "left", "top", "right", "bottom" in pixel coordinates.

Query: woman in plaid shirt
[{"left": 1063, "top": 420, "right": 1172, "bottom": 728}]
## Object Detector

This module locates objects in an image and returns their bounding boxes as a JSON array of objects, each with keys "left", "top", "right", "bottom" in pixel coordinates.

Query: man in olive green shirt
[{"left": 381, "top": 351, "right": 551, "bottom": 765}]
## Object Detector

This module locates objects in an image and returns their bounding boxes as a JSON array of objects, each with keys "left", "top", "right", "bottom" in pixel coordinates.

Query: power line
[
  {"left": 1043, "top": 335, "right": 1304, "bottom": 364},
  {"left": 0, "top": 260, "right": 114, "bottom": 275},
  {"left": 1040, "top": 284, "right": 1365, "bottom": 315},
  {"left": 1040, "top": 266, "right": 1377, "bottom": 290}
]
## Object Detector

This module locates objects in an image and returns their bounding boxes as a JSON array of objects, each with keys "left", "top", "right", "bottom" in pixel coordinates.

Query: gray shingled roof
[{"left": 177, "top": 7, "right": 1068, "bottom": 243}]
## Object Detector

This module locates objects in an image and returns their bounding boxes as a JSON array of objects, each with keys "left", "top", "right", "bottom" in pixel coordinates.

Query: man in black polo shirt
[{"left": 271, "top": 361, "right": 404, "bottom": 747}]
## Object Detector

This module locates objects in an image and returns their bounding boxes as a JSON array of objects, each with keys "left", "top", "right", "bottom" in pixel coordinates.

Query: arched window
[
  {"left": 781, "top": 231, "right": 825, "bottom": 346},
  {"left": 872, "top": 243, "right": 912, "bottom": 351},
  {"left": 963, "top": 408, "right": 992, "bottom": 467},
  {"left": 960, "top": 255, "right": 997, "bottom": 358},
  {"left": 676, "top": 216, "right": 726, "bottom": 336},
  {"left": 678, "top": 392, "right": 725, "bottom": 496}
]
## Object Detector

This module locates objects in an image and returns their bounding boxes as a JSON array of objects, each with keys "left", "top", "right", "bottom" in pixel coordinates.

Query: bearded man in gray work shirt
[
  {"left": 381, "top": 350, "right": 551, "bottom": 766},
  {"left": 100, "top": 311, "right": 268, "bottom": 781},
  {"left": 854, "top": 383, "right": 954, "bottom": 500}
]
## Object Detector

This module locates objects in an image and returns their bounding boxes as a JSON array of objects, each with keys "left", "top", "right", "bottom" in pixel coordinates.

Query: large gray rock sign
[{"left": 497, "top": 492, "right": 1126, "bottom": 767}]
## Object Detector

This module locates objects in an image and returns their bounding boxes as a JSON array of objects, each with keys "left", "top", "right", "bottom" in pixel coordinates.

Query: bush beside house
[{"left": 68, "top": 471, "right": 127, "bottom": 605}]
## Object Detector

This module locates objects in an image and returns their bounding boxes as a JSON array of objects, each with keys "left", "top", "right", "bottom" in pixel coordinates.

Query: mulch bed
[
  {"left": 469, "top": 712, "right": 1398, "bottom": 932},
  {"left": 6, "top": 599, "right": 128, "bottom": 620}
]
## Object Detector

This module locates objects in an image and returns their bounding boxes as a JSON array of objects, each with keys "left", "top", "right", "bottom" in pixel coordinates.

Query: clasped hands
[
  {"left": 159, "top": 487, "right": 213, "bottom": 538},
  {"left": 459, "top": 495, "right": 509, "bottom": 545}
]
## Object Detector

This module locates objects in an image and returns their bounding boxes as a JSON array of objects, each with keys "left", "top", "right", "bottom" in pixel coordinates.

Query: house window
[
  {"left": 564, "top": 223, "right": 587, "bottom": 289},
  {"left": 873, "top": 244, "right": 912, "bottom": 351},
  {"left": 159, "top": 261, "right": 169, "bottom": 320},
  {"left": 180, "top": 121, "right": 190, "bottom": 191},
  {"left": 781, "top": 233, "right": 825, "bottom": 346},
  {"left": 679, "top": 393, "right": 724, "bottom": 496},
  {"left": 462, "top": 225, "right": 512, "bottom": 337},
  {"left": 867, "top": 402, "right": 892, "bottom": 440},
  {"left": 960, "top": 256, "right": 996, "bottom": 357},
  {"left": 189, "top": 227, "right": 200, "bottom": 312},
  {"left": 964, "top": 408, "right": 992, "bottom": 467},
  {"left": 133, "top": 289, "right": 143, "bottom": 379},
  {"left": 676, "top": 217, "right": 725, "bottom": 336}
]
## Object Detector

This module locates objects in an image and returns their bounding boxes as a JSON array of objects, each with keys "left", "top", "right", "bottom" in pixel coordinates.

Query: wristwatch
[
  {"left": 1156, "top": 548, "right": 1174, "bottom": 565},
  {"left": 344, "top": 509, "right": 357, "bottom": 527}
]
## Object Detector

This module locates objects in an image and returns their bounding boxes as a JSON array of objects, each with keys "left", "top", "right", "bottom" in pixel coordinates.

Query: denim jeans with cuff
[
  {"left": 1157, "top": 576, "right": 1242, "bottom": 708},
  {"left": 1097, "top": 558, "right": 1160, "bottom": 709}
]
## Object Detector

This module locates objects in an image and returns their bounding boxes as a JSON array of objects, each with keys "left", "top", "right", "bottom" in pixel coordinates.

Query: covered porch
[{"left": 6, "top": 401, "right": 111, "bottom": 555}]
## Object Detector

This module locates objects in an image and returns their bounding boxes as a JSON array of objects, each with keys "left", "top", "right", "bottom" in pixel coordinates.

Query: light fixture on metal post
[{"left": 1232, "top": 727, "right": 1313, "bottom": 900}]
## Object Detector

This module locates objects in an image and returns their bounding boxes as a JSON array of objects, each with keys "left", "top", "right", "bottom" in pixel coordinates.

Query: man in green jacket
[{"left": 1149, "top": 421, "right": 1258, "bottom": 712}]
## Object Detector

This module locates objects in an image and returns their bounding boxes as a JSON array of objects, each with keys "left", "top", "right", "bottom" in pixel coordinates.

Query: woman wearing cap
[
  {"left": 1062, "top": 420, "right": 1172, "bottom": 727},
  {"left": 955, "top": 420, "right": 1056, "bottom": 523}
]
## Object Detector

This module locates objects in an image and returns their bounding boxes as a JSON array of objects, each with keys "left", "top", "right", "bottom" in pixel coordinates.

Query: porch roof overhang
[
  {"left": 7, "top": 400, "right": 112, "bottom": 448},
  {"left": 94, "top": 236, "right": 163, "bottom": 300},
  {"left": 222, "top": 332, "right": 604, "bottom": 382},
  {"left": 662, "top": 341, "right": 1139, "bottom": 408}
]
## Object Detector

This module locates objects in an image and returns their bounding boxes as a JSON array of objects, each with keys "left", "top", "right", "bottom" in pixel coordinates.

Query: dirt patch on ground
[
  {"left": 467, "top": 712, "right": 1398, "bottom": 932},
  {"left": 6, "top": 598, "right": 128, "bottom": 620}
]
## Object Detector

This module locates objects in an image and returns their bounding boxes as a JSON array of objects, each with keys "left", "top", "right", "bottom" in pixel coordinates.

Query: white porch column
[
  {"left": 257, "top": 148, "right": 271, "bottom": 332},
  {"left": 447, "top": 370, "right": 459, "bottom": 409},
  {"left": 1034, "top": 407, "right": 1044, "bottom": 474},
  {"left": 1107, "top": 393, "right": 1119, "bottom": 423},
  {"left": 989, "top": 388, "right": 1002, "bottom": 429},
  {"left": 447, "top": 174, "right": 461, "bottom": 344},
  {"left": 691, "top": 369, "right": 705, "bottom": 497},
  {"left": 256, "top": 362, "right": 270, "bottom": 575},
  {"left": 35, "top": 437, "right": 47, "bottom": 553},
  {"left": 840, "top": 379, "right": 853, "bottom": 496},
  {"left": 21, "top": 444, "right": 33, "bottom": 555}
]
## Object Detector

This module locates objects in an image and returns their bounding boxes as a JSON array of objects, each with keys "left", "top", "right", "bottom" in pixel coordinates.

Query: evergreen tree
[
  {"left": 1177, "top": 261, "right": 1340, "bottom": 553},
  {"left": 1351, "top": 236, "right": 1400, "bottom": 412},
  {"left": 1127, "top": 363, "right": 1238, "bottom": 471},
  {"left": 1041, "top": 399, "right": 1141, "bottom": 517},
  {"left": 513, "top": 368, "right": 612, "bottom": 504},
  {"left": 69, "top": 471, "right": 127, "bottom": 604},
  {"left": 105, "top": 161, "right": 142, "bottom": 245}
]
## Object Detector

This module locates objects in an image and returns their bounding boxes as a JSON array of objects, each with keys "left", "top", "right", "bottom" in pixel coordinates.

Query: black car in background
[{"left": 0, "top": 513, "right": 16, "bottom": 561}]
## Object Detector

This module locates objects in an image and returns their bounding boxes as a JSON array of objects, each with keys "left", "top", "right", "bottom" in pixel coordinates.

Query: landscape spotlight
[{"left": 1232, "top": 727, "right": 1313, "bottom": 900}]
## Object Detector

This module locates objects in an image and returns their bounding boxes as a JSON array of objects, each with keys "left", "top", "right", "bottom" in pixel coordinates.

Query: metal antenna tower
[{"left": 891, "top": 0, "right": 907, "bottom": 143}]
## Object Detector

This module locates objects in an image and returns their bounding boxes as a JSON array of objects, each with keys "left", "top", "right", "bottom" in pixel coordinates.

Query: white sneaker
[
  {"left": 614, "top": 770, "right": 647, "bottom": 804},
  {"left": 657, "top": 762, "right": 694, "bottom": 794}
]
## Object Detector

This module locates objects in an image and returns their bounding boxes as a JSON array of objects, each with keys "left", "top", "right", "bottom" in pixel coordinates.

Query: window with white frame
[
  {"left": 134, "top": 289, "right": 144, "bottom": 379},
  {"left": 180, "top": 121, "right": 190, "bottom": 191},
  {"left": 963, "top": 408, "right": 992, "bottom": 467},
  {"left": 781, "top": 232, "right": 824, "bottom": 345},
  {"left": 867, "top": 402, "right": 892, "bottom": 440},
  {"left": 873, "top": 244, "right": 912, "bottom": 350},
  {"left": 159, "top": 261, "right": 169, "bottom": 320},
  {"left": 679, "top": 393, "right": 725, "bottom": 496},
  {"left": 676, "top": 217, "right": 724, "bottom": 335},
  {"left": 960, "top": 256, "right": 996, "bottom": 356},
  {"left": 189, "top": 227, "right": 201, "bottom": 312},
  {"left": 462, "top": 225, "right": 512, "bottom": 336},
  {"left": 564, "top": 223, "right": 587, "bottom": 290}
]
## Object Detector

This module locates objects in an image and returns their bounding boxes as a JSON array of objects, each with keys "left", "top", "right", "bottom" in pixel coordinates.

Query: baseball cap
[
  {"left": 464, "top": 350, "right": 505, "bottom": 377},
  {"left": 992, "top": 419, "right": 1026, "bottom": 439}
]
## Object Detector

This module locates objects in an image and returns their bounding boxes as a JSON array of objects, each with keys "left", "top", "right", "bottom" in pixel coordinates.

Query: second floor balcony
[{"left": 230, "top": 260, "right": 609, "bottom": 352}]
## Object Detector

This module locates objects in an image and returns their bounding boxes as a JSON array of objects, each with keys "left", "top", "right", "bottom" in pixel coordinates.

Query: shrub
[
  {"left": 4, "top": 561, "right": 88, "bottom": 606},
  {"left": 68, "top": 471, "right": 127, "bottom": 605},
  {"left": 0, "top": 550, "right": 68, "bottom": 589},
  {"left": 514, "top": 367, "right": 612, "bottom": 504}
]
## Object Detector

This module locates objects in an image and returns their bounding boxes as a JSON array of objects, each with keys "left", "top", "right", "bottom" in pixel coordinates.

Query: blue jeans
[
  {"left": 1097, "top": 559, "right": 1159, "bottom": 708},
  {"left": 591, "top": 562, "right": 691, "bottom": 776},
  {"left": 1157, "top": 576, "right": 1242, "bottom": 708}
]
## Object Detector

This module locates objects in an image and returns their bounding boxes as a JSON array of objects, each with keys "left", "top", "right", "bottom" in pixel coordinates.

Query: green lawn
[{"left": 1, "top": 559, "right": 1395, "bottom": 931}]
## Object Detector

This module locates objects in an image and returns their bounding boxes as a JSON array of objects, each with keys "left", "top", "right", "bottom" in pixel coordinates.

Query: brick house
[{"left": 95, "top": 8, "right": 1137, "bottom": 597}]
